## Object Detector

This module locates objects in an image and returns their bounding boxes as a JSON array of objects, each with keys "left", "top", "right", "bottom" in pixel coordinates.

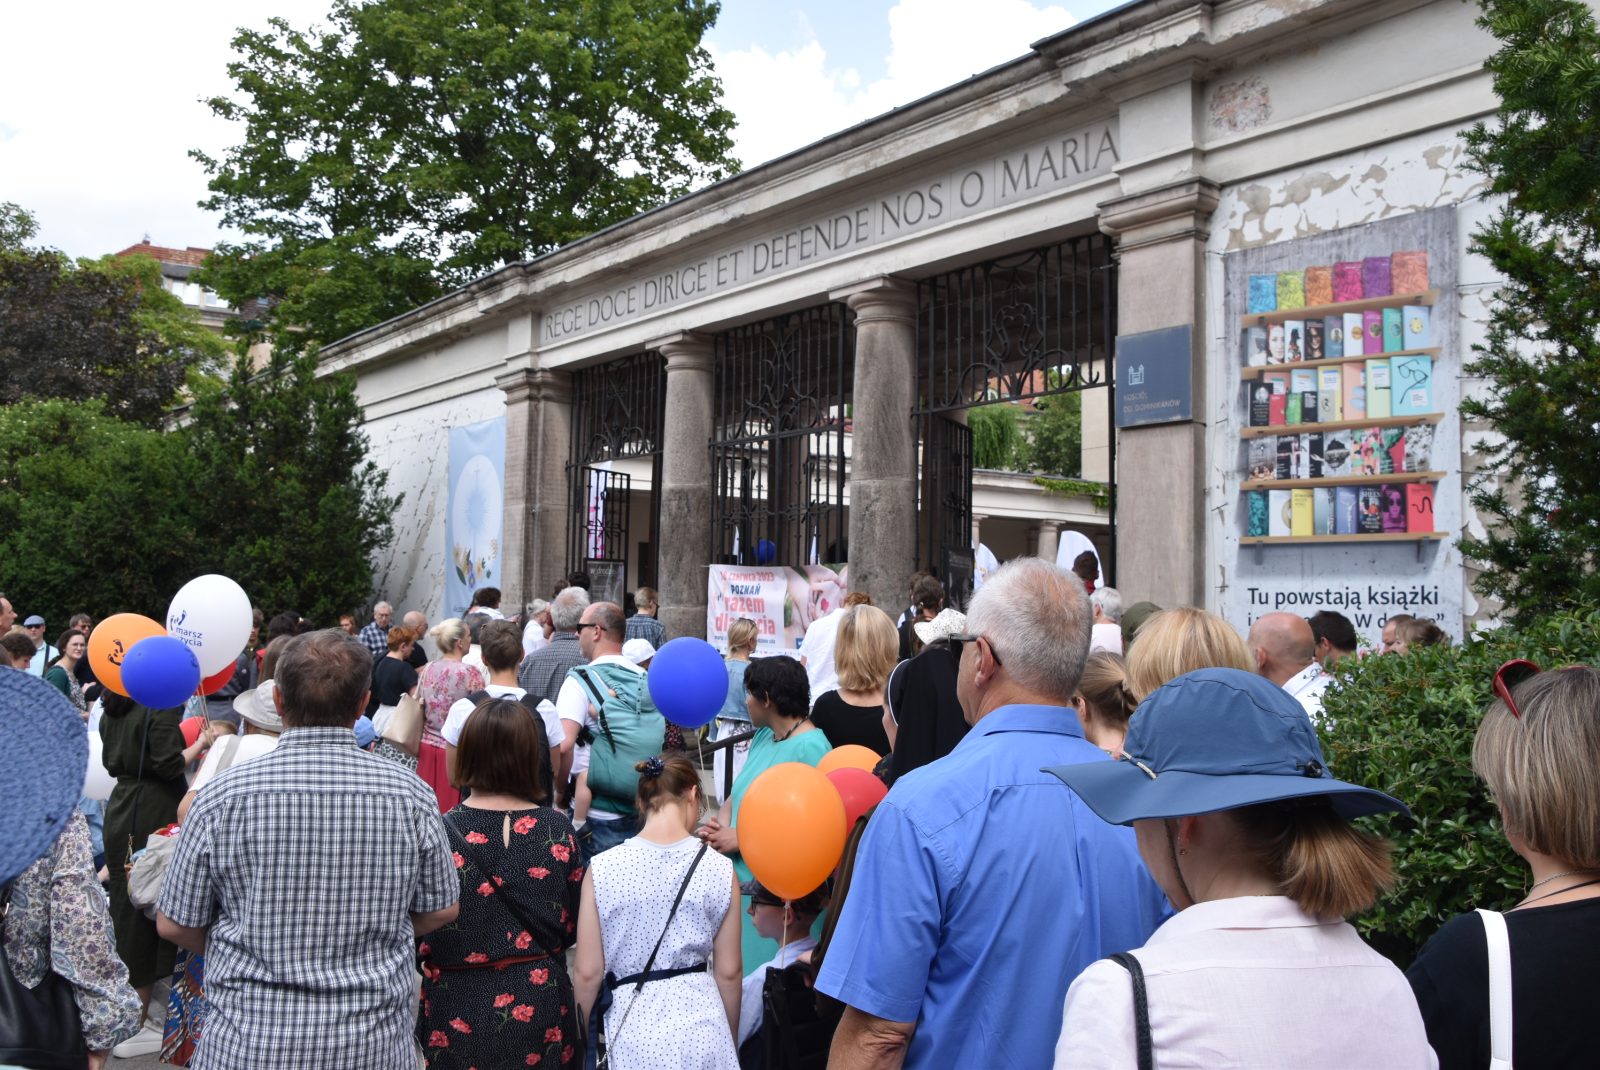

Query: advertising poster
[
  {"left": 706, "top": 564, "right": 847, "bottom": 654},
  {"left": 445, "top": 416, "right": 506, "bottom": 618}
]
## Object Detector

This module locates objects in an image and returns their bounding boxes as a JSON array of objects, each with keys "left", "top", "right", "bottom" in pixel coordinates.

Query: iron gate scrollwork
[
  {"left": 566, "top": 352, "right": 667, "bottom": 593},
  {"left": 711, "top": 305, "right": 853, "bottom": 569},
  {"left": 921, "top": 415, "right": 974, "bottom": 610}
]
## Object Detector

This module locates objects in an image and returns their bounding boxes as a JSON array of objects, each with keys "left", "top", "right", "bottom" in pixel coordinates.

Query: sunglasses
[
  {"left": 948, "top": 633, "right": 1003, "bottom": 667},
  {"left": 1491, "top": 659, "right": 1588, "bottom": 720}
]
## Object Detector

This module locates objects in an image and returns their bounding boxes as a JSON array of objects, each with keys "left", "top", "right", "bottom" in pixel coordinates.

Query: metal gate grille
[
  {"left": 711, "top": 305, "right": 854, "bottom": 568},
  {"left": 921, "top": 415, "right": 975, "bottom": 609}
]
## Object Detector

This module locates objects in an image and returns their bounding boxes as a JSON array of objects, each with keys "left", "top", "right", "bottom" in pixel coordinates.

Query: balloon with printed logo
[
  {"left": 817, "top": 744, "right": 880, "bottom": 777},
  {"left": 825, "top": 766, "right": 887, "bottom": 834},
  {"left": 121, "top": 636, "right": 202, "bottom": 710},
  {"left": 646, "top": 637, "right": 728, "bottom": 729},
  {"left": 88, "top": 613, "right": 167, "bottom": 698},
  {"left": 166, "top": 574, "right": 253, "bottom": 677},
  {"left": 739, "top": 762, "right": 847, "bottom": 900},
  {"left": 199, "top": 661, "right": 236, "bottom": 697}
]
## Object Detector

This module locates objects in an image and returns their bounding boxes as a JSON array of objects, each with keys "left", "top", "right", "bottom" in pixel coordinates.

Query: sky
[{"left": 0, "top": 0, "right": 1125, "bottom": 259}]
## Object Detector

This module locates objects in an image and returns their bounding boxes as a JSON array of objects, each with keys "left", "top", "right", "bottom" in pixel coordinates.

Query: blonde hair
[
  {"left": 835, "top": 604, "right": 898, "bottom": 692},
  {"left": 1474, "top": 666, "right": 1600, "bottom": 868},
  {"left": 1126, "top": 607, "right": 1254, "bottom": 701},
  {"left": 1396, "top": 617, "right": 1449, "bottom": 649},
  {"left": 726, "top": 618, "right": 759, "bottom": 655},
  {"left": 1077, "top": 652, "right": 1136, "bottom": 729},
  {"left": 429, "top": 617, "right": 470, "bottom": 656},
  {"left": 1231, "top": 800, "right": 1396, "bottom": 918}
]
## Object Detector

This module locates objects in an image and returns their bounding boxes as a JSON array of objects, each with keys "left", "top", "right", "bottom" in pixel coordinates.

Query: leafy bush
[
  {"left": 1320, "top": 606, "right": 1600, "bottom": 964},
  {"left": 969, "top": 404, "right": 1026, "bottom": 470}
]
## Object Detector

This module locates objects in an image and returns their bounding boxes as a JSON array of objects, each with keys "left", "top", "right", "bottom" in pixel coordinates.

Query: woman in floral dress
[
  {"left": 418, "top": 698, "right": 584, "bottom": 1069},
  {"left": 417, "top": 618, "right": 485, "bottom": 812}
]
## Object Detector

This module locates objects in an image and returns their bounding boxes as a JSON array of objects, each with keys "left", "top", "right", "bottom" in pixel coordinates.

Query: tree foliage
[
  {"left": 195, "top": 0, "right": 739, "bottom": 347},
  {"left": 1026, "top": 389, "right": 1083, "bottom": 478},
  {"left": 969, "top": 404, "right": 1025, "bottom": 470},
  {"left": 1458, "top": 0, "right": 1600, "bottom": 617},
  {"left": 0, "top": 205, "right": 222, "bottom": 425}
]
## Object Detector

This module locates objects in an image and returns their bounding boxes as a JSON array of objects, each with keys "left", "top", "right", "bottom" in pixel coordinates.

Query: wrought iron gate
[
  {"left": 710, "top": 305, "right": 854, "bottom": 568},
  {"left": 921, "top": 415, "right": 975, "bottom": 610}
]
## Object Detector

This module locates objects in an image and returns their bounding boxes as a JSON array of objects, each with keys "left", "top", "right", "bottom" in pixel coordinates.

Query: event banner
[
  {"left": 445, "top": 416, "right": 506, "bottom": 619},
  {"left": 706, "top": 564, "right": 847, "bottom": 654}
]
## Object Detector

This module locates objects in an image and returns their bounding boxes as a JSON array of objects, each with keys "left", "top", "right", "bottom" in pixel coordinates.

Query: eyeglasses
[
  {"left": 948, "top": 633, "right": 1003, "bottom": 667},
  {"left": 578, "top": 622, "right": 603, "bottom": 634},
  {"left": 1492, "top": 659, "right": 1588, "bottom": 720}
]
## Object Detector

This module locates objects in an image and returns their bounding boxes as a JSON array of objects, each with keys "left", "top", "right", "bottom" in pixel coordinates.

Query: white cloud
[{"left": 712, "top": 0, "right": 1075, "bottom": 170}]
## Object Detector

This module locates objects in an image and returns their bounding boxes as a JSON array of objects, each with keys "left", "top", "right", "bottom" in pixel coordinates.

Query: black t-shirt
[
  {"left": 405, "top": 642, "right": 427, "bottom": 670},
  {"left": 368, "top": 656, "right": 420, "bottom": 713},
  {"left": 1407, "top": 896, "right": 1600, "bottom": 1070},
  {"left": 810, "top": 690, "right": 891, "bottom": 756}
]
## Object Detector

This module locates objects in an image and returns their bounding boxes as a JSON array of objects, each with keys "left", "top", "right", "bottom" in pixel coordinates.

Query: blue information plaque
[{"left": 1115, "top": 325, "right": 1193, "bottom": 428}]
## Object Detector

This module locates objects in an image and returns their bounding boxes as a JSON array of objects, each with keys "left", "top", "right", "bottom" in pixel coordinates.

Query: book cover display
[
  {"left": 1366, "top": 359, "right": 1392, "bottom": 419},
  {"left": 1247, "top": 491, "right": 1269, "bottom": 536},
  {"left": 1407, "top": 483, "right": 1436, "bottom": 533},
  {"left": 1393, "top": 355, "right": 1433, "bottom": 415},
  {"left": 1379, "top": 484, "right": 1407, "bottom": 533}
]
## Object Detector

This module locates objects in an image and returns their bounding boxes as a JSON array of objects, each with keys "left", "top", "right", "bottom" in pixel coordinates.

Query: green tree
[
  {"left": 0, "top": 206, "right": 223, "bottom": 425},
  {"left": 1459, "top": 0, "right": 1600, "bottom": 617},
  {"left": 184, "top": 348, "right": 400, "bottom": 622},
  {"left": 1024, "top": 389, "right": 1082, "bottom": 477},
  {"left": 196, "top": 0, "right": 739, "bottom": 347},
  {"left": 0, "top": 399, "right": 202, "bottom": 622},
  {"left": 969, "top": 404, "right": 1025, "bottom": 469}
]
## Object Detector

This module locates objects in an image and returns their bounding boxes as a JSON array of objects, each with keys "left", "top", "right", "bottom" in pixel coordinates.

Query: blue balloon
[
  {"left": 121, "top": 635, "right": 202, "bottom": 710},
  {"left": 647, "top": 637, "right": 730, "bottom": 729},
  {"left": 755, "top": 539, "right": 777, "bottom": 565}
]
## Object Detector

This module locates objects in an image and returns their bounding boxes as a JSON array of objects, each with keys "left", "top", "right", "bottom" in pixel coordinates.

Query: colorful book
[
  {"left": 1358, "top": 486, "right": 1384, "bottom": 534},
  {"left": 1335, "top": 486, "right": 1360, "bottom": 534},
  {"left": 1405, "top": 423, "right": 1435, "bottom": 474},
  {"left": 1381, "top": 427, "right": 1406, "bottom": 474},
  {"left": 1342, "top": 312, "right": 1365, "bottom": 357},
  {"left": 1403, "top": 305, "right": 1433, "bottom": 349},
  {"left": 1380, "top": 484, "right": 1407, "bottom": 533},
  {"left": 1325, "top": 315, "right": 1345, "bottom": 355},
  {"left": 1284, "top": 320, "right": 1305, "bottom": 363},
  {"left": 1247, "top": 491, "right": 1269, "bottom": 536},
  {"left": 1333, "top": 262, "right": 1364, "bottom": 302},
  {"left": 1291, "top": 489, "right": 1314, "bottom": 536},
  {"left": 1269, "top": 489, "right": 1292, "bottom": 537},
  {"left": 1342, "top": 365, "right": 1366, "bottom": 421},
  {"left": 1383, "top": 307, "right": 1404, "bottom": 353},
  {"left": 1267, "top": 324, "right": 1286, "bottom": 364},
  {"left": 1277, "top": 271, "right": 1306, "bottom": 310},
  {"left": 1359, "top": 426, "right": 1384, "bottom": 475},
  {"left": 1248, "top": 274, "right": 1278, "bottom": 313},
  {"left": 1407, "top": 483, "right": 1436, "bottom": 533},
  {"left": 1248, "top": 382, "right": 1273, "bottom": 427},
  {"left": 1275, "top": 436, "right": 1294, "bottom": 480},
  {"left": 1305, "top": 320, "right": 1327, "bottom": 363},
  {"left": 1306, "top": 433, "right": 1324, "bottom": 478},
  {"left": 1243, "top": 326, "right": 1269, "bottom": 367},
  {"left": 1300, "top": 392, "right": 1319, "bottom": 424},
  {"left": 1366, "top": 359, "right": 1392, "bottom": 419},
  {"left": 1363, "top": 256, "right": 1392, "bottom": 298},
  {"left": 1318, "top": 367, "right": 1342, "bottom": 422},
  {"left": 1313, "top": 488, "right": 1335, "bottom": 535},
  {"left": 1392, "top": 354, "right": 1434, "bottom": 415},
  {"left": 1363, "top": 310, "right": 1385, "bottom": 355},
  {"left": 1319, "top": 433, "right": 1354, "bottom": 477},
  {"left": 1304, "top": 266, "right": 1334, "bottom": 307},
  {"left": 1248, "top": 438, "right": 1276, "bottom": 481},
  {"left": 1391, "top": 250, "right": 1429, "bottom": 295},
  {"left": 1286, "top": 390, "right": 1303, "bottom": 425},
  {"left": 1263, "top": 370, "right": 1290, "bottom": 426}
]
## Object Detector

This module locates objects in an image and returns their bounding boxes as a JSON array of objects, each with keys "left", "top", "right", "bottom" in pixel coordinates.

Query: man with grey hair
[
  {"left": 1089, "top": 586, "right": 1124, "bottom": 654},
  {"left": 817, "top": 558, "right": 1167, "bottom": 1070},
  {"left": 1247, "top": 611, "right": 1331, "bottom": 720},
  {"left": 401, "top": 609, "right": 429, "bottom": 668},
  {"left": 357, "top": 601, "right": 392, "bottom": 660},
  {"left": 517, "top": 586, "right": 591, "bottom": 708},
  {"left": 521, "top": 597, "right": 552, "bottom": 657}
]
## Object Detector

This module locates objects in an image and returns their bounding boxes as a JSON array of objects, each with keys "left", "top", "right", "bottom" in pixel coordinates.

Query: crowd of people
[{"left": 0, "top": 562, "right": 1588, "bottom": 1070}]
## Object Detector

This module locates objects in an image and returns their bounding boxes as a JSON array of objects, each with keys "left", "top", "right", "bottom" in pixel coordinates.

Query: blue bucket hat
[
  {"left": 1045, "top": 668, "right": 1408, "bottom": 825},
  {"left": 0, "top": 669, "right": 89, "bottom": 884}
]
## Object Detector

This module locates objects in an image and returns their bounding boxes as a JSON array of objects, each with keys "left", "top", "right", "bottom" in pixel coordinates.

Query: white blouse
[{"left": 1056, "top": 896, "right": 1437, "bottom": 1070}]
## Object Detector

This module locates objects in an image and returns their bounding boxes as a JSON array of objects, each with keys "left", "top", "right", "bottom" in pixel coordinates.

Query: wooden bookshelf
[
  {"left": 1240, "top": 289, "right": 1439, "bottom": 328},
  {"left": 1239, "top": 412, "right": 1442, "bottom": 439},
  {"left": 1240, "top": 471, "right": 1443, "bottom": 491},
  {"left": 1240, "top": 347, "right": 1440, "bottom": 381},
  {"left": 1240, "top": 532, "right": 1448, "bottom": 546}
]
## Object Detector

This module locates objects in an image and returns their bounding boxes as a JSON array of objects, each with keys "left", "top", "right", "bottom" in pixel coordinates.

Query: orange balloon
[
  {"left": 739, "top": 762, "right": 846, "bottom": 901},
  {"left": 817, "top": 744, "right": 879, "bottom": 777},
  {"left": 89, "top": 613, "right": 166, "bottom": 698}
]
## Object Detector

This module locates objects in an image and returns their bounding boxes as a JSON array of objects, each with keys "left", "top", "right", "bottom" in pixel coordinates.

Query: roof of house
[{"left": 111, "top": 241, "right": 211, "bottom": 268}]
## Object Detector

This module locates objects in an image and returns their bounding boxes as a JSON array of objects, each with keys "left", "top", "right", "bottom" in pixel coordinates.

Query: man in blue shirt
[{"left": 816, "top": 557, "right": 1169, "bottom": 1069}]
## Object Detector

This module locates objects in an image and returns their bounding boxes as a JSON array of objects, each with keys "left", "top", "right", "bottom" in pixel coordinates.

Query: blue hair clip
[{"left": 641, "top": 755, "right": 666, "bottom": 779}]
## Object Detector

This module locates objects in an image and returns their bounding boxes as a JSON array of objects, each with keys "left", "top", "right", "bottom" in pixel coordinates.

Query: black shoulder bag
[
  {"left": 587, "top": 843, "right": 709, "bottom": 1070},
  {"left": 0, "top": 883, "right": 90, "bottom": 1070},
  {"left": 1108, "top": 951, "right": 1153, "bottom": 1070}
]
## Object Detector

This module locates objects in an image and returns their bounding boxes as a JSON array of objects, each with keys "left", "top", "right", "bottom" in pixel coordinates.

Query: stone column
[
  {"left": 650, "top": 332, "right": 715, "bottom": 641},
  {"left": 1098, "top": 177, "right": 1219, "bottom": 608},
  {"left": 1036, "top": 521, "right": 1061, "bottom": 563},
  {"left": 496, "top": 367, "right": 573, "bottom": 608},
  {"left": 833, "top": 277, "right": 919, "bottom": 614}
]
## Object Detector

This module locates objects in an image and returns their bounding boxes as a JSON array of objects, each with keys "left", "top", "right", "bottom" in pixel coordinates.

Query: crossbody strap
[
  {"left": 1108, "top": 952, "right": 1153, "bottom": 1070},
  {"left": 1477, "top": 908, "right": 1514, "bottom": 1070},
  {"left": 571, "top": 667, "right": 616, "bottom": 748}
]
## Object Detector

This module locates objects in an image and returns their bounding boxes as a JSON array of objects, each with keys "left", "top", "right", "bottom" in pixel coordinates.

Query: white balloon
[
  {"left": 84, "top": 733, "right": 115, "bottom": 802},
  {"left": 166, "top": 574, "right": 254, "bottom": 677}
]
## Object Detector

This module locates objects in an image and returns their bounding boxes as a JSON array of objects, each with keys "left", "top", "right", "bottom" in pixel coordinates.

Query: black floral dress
[{"left": 418, "top": 805, "right": 586, "bottom": 1069}]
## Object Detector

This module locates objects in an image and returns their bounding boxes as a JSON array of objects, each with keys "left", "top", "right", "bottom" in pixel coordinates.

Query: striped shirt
[{"left": 158, "top": 726, "right": 457, "bottom": 1070}]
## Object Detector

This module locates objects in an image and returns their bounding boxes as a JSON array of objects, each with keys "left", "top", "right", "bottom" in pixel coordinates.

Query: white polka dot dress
[{"left": 591, "top": 836, "right": 740, "bottom": 1070}]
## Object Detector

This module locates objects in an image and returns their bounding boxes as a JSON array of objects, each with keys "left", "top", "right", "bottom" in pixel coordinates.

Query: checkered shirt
[
  {"left": 158, "top": 726, "right": 457, "bottom": 1070},
  {"left": 516, "top": 631, "right": 589, "bottom": 706},
  {"left": 624, "top": 613, "right": 665, "bottom": 648},
  {"left": 357, "top": 620, "right": 389, "bottom": 660}
]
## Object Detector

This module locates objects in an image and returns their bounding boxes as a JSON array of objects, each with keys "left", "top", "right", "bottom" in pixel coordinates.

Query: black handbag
[{"left": 0, "top": 883, "right": 90, "bottom": 1070}]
